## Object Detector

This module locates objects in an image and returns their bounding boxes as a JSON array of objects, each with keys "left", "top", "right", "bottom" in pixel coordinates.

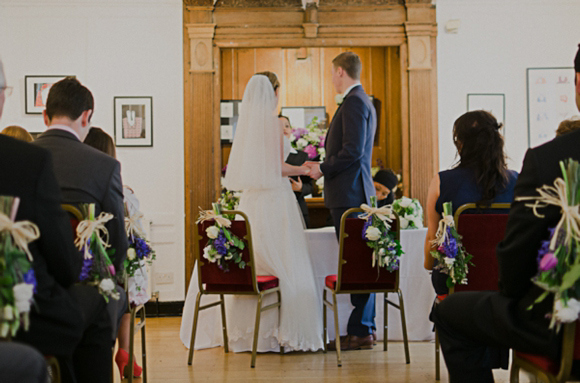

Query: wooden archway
[{"left": 183, "top": 0, "right": 438, "bottom": 289}]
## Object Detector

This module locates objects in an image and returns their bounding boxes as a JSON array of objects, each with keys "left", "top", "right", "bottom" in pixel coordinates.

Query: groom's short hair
[{"left": 332, "top": 52, "right": 362, "bottom": 81}]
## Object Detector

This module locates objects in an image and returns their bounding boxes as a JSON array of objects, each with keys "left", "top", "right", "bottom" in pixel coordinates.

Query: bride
[{"left": 180, "top": 72, "right": 324, "bottom": 353}]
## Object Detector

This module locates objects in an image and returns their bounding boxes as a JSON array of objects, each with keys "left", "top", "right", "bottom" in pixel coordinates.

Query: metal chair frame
[
  {"left": 322, "top": 208, "right": 410, "bottom": 367},
  {"left": 434, "top": 202, "right": 511, "bottom": 381},
  {"left": 187, "top": 210, "right": 282, "bottom": 368}
]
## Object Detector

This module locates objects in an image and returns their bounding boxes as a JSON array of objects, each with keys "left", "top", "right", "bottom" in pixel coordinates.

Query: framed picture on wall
[
  {"left": 114, "top": 97, "right": 153, "bottom": 147},
  {"left": 25, "top": 75, "right": 73, "bottom": 114}
]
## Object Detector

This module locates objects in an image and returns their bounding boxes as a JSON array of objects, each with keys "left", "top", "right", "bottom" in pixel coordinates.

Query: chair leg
[
  {"left": 332, "top": 292, "right": 342, "bottom": 367},
  {"left": 187, "top": 291, "right": 203, "bottom": 365},
  {"left": 383, "top": 293, "right": 388, "bottom": 352},
  {"left": 219, "top": 294, "right": 229, "bottom": 353},
  {"left": 140, "top": 307, "right": 147, "bottom": 383},
  {"left": 396, "top": 289, "right": 410, "bottom": 364},
  {"left": 251, "top": 294, "right": 264, "bottom": 368},
  {"left": 509, "top": 359, "right": 520, "bottom": 383},
  {"left": 128, "top": 307, "right": 136, "bottom": 383},
  {"left": 277, "top": 290, "right": 283, "bottom": 355},
  {"left": 322, "top": 289, "right": 328, "bottom": 354},
  {"left": 435, "top": 329, "right": 440, "bottom": 381}
]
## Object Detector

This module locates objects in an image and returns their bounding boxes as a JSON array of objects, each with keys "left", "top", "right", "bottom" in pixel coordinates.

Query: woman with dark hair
[
  {"left": 83, "top": 127, "right": 116, "bottom": 157},
  {"left": 423, "top": 110, "right": 518, "bottom": 298}
]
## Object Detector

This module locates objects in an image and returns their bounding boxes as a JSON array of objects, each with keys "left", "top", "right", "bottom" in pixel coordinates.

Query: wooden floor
[{"left": 116, "top": 317, "right": 537, "bottom": 383}]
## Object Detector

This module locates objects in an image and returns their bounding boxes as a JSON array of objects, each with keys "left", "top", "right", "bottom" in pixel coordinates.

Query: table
[{"left": 180, "top": 227, "right": 434, "bottom": 350}]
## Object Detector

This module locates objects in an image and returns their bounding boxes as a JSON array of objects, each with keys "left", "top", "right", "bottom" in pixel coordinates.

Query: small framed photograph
[
  {"left": 25, "top": 75, "right": 72, "bottom": 114},
  {"left": 114, "top": 97, "right": 153, "bottom": 147}
]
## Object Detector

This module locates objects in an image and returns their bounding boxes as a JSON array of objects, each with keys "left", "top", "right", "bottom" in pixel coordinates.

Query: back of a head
[
  {"left": 255, "top": 71, "right": 280, "bottom": 92},
  {"left": 556, "top": 116, "right": 580, "bottom": 137},
  {"left": 45, "top": 77, "right": 94, "bottom": 122},
  {"left": 332, "top": 52, "right": 362, "bottom": 80},
  {"left": 84, "top": 127, "right": 116, "bottom": 158},
  {"left": 453, "top": 110, "right": 508, "bottom": 206},
  {"left": 1, "top": 125, "right": 33, "bottom": 143},
  {"left": 373, "top": 169, "right": 398, "bottom": 191}
]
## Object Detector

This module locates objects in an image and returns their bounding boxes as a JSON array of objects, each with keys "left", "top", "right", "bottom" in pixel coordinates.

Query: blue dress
[{"left": 431, "top": 167, "right": 518, "bottom": 295}]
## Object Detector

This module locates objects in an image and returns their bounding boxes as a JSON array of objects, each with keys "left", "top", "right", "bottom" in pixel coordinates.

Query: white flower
[
  {"left": 2, "top": 305, "right": 14, "bottom": 321},
  {"left": 378, "top": 248, "right": 386, "bottom": 256},
  {"left": 306, "top": 132, "right": 320, "bottom": 142},
  {"left": 289, "top": 134, "right": 296, "bottom": 142},
  {"left": 316, "top": 177, "right": 324, "bottom": 189},
  {"left": 399, "top": 216, "right": 409, "bottom": 229},
  {"left": 398, "top": 197, "right": 413, "bottom": 208},
  {"left": 203, "top": 245, "right": 216, "bottom": 262},
  {"left": 554, "top": 298, "right": 580, "bottom": 323},
  {"left": 13, "top": 283, "right": 34, "bottom": 313},
  {"left": 296, "top": 138, "right": 308, "bottom": 149},
  {"left": 99, "top": 278, "right": 116, "bottom": 293},
  {"left": 411, "top": 218, "right": 424, "bottom": 229},
  {"left": 365, "top": 226, "right": 381, "bottom": 241},
  {"left": 206, "top": 226, "right": 220, "bottom": 239},
  {"left": 444, "top": 257, "right": 456, "bottom": 266},
  {"left": 335, "top": 94, "right": 344, "bottom": 105},
  {"left": 127, "top": 248, "right": 136, "bottom": 261}
]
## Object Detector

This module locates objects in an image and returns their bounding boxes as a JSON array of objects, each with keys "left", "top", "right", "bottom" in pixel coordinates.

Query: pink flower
[
  {"left": 539, "top": 253, "right": 558, "bottom": 271},
  {"left": 109, "top": 265, "right": 116, "bottom": 276},
  {"left": 304, "top": 144, "right": 318, "bottom": 159}
]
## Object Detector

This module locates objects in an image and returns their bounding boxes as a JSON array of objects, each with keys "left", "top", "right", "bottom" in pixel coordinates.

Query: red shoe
[{"left": 115, "top": 349, "right": 142, "bottom": 379}]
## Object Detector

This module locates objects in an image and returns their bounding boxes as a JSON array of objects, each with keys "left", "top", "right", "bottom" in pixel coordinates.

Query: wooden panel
[
  {"left": 255, "top": 48, "right": 285, "bottom": 107},
  {"left": 220, "top": 48, "right": 234, "bottom": 99},
  {"left": 322, "top": 47, "right": 343, "bottom": 123},
  {"left": 370, "top": 46, "right": 386, "bottom": 168},
  {"left": 386, "top": 46, "right": 402, "bottom": 173},
  {"left": 235, "top": 49, "right": 255, "bottom": 98},
  {"left": 285, "top": 48, "right": 321, "bottom": 107}
]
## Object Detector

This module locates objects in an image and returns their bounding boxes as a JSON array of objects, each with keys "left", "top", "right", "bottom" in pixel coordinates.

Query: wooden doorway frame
[{"left": 183, "top": 1, "right": 438, "bottom": 291}]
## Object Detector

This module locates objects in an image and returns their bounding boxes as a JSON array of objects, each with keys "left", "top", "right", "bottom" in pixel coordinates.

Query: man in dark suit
[
  {"left": 0, "top": 60, "right": 112, "bottom": 383},
  {"left": 280, "top": 115, "right": 313, "bottom": 227},
  {"left": 33, "top": 78, "right": 128, "bottom": 343},
  {"left": 431, "top": 45, "right": 580, "bottom": 383},
  {"left": 308, "top": 51, "right": 377, "bottom": 350}
]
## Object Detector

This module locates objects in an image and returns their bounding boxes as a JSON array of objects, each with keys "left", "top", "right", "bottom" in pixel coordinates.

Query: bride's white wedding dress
[{"left": 179, "top": 75, "right": 323, "bottom": 353}]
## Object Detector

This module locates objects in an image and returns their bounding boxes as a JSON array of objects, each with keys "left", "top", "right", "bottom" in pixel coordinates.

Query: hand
[
  {"left": 304, "top": 162, "right": 323, "bottom": 180},
  {"left": 290, "top": 177, "right": 303, "bottom": 192}
]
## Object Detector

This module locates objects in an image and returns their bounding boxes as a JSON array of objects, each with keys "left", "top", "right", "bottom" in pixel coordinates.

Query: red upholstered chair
[
  {"left": 322, "top": 207, "right": 410, "bottom": 367},
  {"left": 187, "top": 210, "right": 282, "bottom": 368},
  {"left": 510, "top": 321, "right": 580, "bottom": 383},
  {"left": 434, "top": 202, "right": 511, "bottom": 381}
]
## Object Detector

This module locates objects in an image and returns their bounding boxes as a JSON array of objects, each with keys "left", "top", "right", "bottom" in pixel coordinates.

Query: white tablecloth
[{"left": 180, "top": 226, "right": 434, "bottom": 350}]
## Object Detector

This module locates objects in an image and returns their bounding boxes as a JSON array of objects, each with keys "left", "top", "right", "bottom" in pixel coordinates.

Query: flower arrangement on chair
[
  {"left": 75, "top": 204, "right": 120, "bottom": 302},
  {"left": 517, "top": 159, "right": 580, "bottom": 330},
  {"left": 0, "top": 196, "right": 38, "bottom": 337},
  {"left": 359, "top": 197, "right": 404, "bottom": 272},
  {"left": 430, "top": 202, "right": 473, "bottom": 288},
  {"left": 197, "top": 204, "right": 246, "bottom": 271},
  {"left": 289, "top": 116, "right": 327, "bottom": 161},
  {"left": 218, "top": 188, "right": 241, "bottom": 220},
  {"left": 392, "top": 197, "right": 424, "bottom": 229}
]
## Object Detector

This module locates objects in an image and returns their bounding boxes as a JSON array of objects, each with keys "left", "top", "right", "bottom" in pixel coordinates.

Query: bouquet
[
  {"left": 517, "top": 159, "right": 580, "bottom": 330},
  {"left": 75, "top": 204, "right": 120, "bottom": 302},
  {"left": 198, "top": 204, "right": 246, "bottom": 271},
  {"left": 289, "top": 116, "right": 327, "bottom": 161},
  {"left": 430, "top": 202, "right": 473, "bottom": 287},
  {"left": 359, "top": 198, "right": 404, "bottom": 272},
  {"left": 0, "top": 196, "right": 38, "bottom": 337},
  {"left": 124, "top": 192, "right": 155, "bottom": 306},
  {"left": 218, "top": 188, "right": 241, "bottom": 220},
  {"left": 392, "top": 197, "right": 424, "bottom": 229}
]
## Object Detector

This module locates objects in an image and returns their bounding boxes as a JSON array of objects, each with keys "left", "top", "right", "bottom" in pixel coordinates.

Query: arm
[
  {"left": 102, "top": 161, "right": 129, "bottom": 272},
  {"left": 299, "top": 174, "right": 313, "bottom": 196},
  {"left": 424, "top": 174, "right": 441, "bottom": 270},
  {"left": 320, "top": 97, "right": 368, "bottom": 179},
  {"left": 35, "top": 153, "right": 81, "bottom": 287},
  {"left": 282, "top": 162, "right": 310, "bottom": 177}
]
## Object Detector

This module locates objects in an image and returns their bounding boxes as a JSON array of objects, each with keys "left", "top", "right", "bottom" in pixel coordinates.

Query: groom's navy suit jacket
[{"left": 321, "top": 85, "right": 377, "bottom": 209}]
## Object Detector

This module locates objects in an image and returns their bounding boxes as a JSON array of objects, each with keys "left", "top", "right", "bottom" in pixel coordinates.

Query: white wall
[
  {"left": 436, "top": 0, "right": 580, "bottom": 171},
  {"left": 0, "top": 0, "right": 186, "bottom": 301}
]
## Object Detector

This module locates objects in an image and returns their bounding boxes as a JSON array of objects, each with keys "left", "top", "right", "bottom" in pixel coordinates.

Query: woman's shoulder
[{"left": 438, "top": 167, "right": 473, "bottom": 184}]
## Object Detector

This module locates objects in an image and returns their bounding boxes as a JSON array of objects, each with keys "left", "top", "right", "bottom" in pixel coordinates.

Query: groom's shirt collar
[{"left": 342, "top": 82, "right": 361, "bottom": 98}]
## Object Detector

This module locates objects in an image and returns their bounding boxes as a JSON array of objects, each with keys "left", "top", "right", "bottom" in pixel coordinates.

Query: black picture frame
[
  {"left": 114, "top": 96, "right": 153, "bottom": 147},
  {"left": 24, "top": 75, "right": 73, "bottom": 114}
]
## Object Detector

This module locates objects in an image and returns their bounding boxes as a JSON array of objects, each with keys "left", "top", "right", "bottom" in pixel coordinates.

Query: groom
[{"left": 308, "top": 51, "right": 377, "bottom": 350}]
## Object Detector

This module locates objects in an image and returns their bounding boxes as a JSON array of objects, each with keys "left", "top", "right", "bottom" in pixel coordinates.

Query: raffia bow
[
  {"left": 432, "top": 214, "right": 455, "bottom": 247},
  {"left": 359, "top": 204, "right": 394, "bottom": 227},
  {"left": 0, "top": 212, "right": 39, "bottom": 261},
  {"left": 75, "top": 212, "right": 114, "bottom": 259},
  {"left": 516, "top": 177, "right": 580, "bottom": 250},
  {"left": 196, "top": 209, "right": 232, "bottom": 228},
  {"left": 125, "top": 210, "right": 146, "bottom": 239}
]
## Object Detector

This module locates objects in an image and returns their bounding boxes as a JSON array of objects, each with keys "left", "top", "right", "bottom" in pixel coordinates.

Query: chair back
[
  {"left": 336, "top": 207, "right": 400, "bottom": 292},
  {"left": 61, "top": 204, "right": 82, "bottom": 235},
  {"left": 451, "top": 203, "right": 510, "bottom": 293},
  {"left": 195, "top": 210, "right": 259, "bottom": 294}
]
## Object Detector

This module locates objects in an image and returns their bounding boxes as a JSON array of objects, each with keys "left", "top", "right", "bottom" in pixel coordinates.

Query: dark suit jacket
[
  {"left": 34, "top": 129, "right": 128, "bottom": 271},
  {"left": 321, "top": 85, "right": 377, "bottom": 209},
  {"left": 0, "top": 135, "right": 85, "bottom": 356},
  {"left": 285, "top": 149, "right": 312, "bottom": 227},
  {"left": 494, "top": 128, "right": 580, "bottom": 357}
]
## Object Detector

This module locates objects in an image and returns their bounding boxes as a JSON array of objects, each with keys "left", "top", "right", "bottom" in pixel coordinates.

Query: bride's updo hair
[{"left": 255, "top": 71, "right": 280, "bottom": 92}]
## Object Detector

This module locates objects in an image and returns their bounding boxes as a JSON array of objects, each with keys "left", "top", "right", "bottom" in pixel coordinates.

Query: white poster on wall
[{"left": 527, "top": 67, "right": 577, "bottom": 148}]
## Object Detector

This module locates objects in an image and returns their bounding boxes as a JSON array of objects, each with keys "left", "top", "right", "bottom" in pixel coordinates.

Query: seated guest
[
  {"left": 373, "top": 169, "right": 398, "bottom": 206},
  {"left": 423, "top": 110, "right": 518, "bottom": 298},
  {"left": 281, "top": 115, "right": 314, "bottom": 227},
  {"left": 556, "top": 116, "right": 580, "bottom": 137},
  {"left": 33, "top": 77, "right": 128, "bottom": 347},
  {"left": 83, "top": 126, "right": 143, "bottom": 380},
  {"left": 431, "top": 44, "right": 580, "bottom": 383},
  {"left": 1, "top": 125, "right": 33, "bottom": 142},
  {"left": 0, "top": 59, "right": 112, "bottom": 383},
  {"left": 0, "top": 342, "right": 48, "bottom": 383}
]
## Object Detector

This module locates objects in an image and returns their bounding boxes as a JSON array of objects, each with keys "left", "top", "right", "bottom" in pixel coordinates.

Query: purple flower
[
  {"left": 131, "top": 237, "right": 152, "bottom": 259},
  {"left": 213, "top": 232, "right": 228, "bottom": 256},
  {"left": 79, "top": 257, "right": 93, "bottom": 282},
  {"left": 23, "top": 269, "right": 37, "bottom": 293},
  {"left": 361, "top": 219, "right": 372, "bottom": 241},
  {"left": 539, "top": 253, "right": 558, "bottom": 271},
  {"left": 443, "top": 231, "right": 458, "bottom": 258},
  {"left": 304, "top": 144, "right": 318, "bottom": 159}
]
